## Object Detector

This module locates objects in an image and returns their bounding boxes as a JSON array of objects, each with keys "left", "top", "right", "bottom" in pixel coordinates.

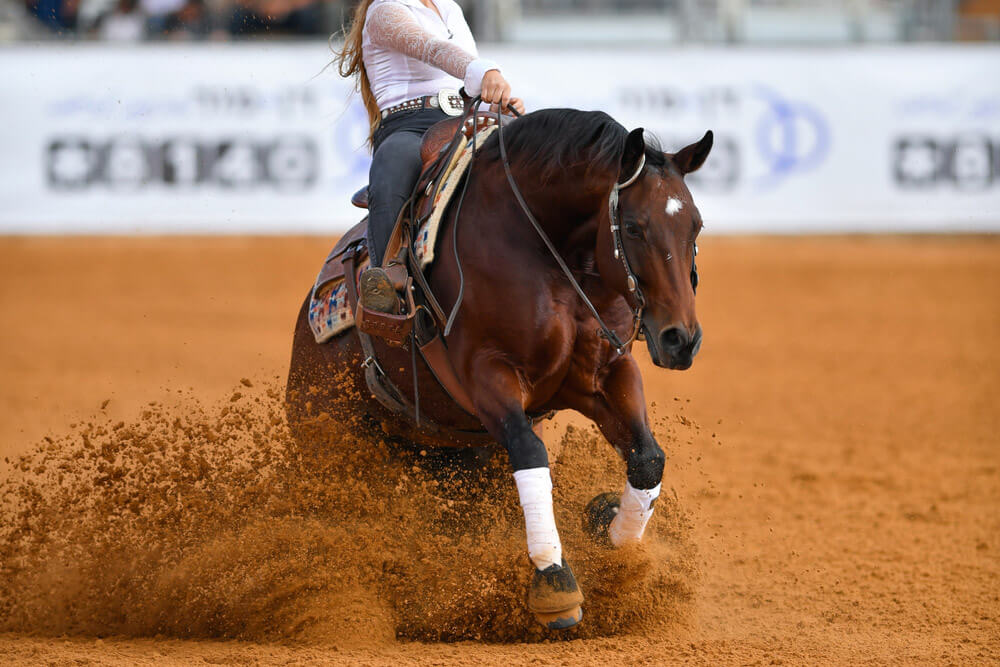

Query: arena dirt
[{"left": 0, "top": 236, "right": 997, "bottom": 664}]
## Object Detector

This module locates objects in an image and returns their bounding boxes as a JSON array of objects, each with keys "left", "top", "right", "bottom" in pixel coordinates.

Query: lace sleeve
[{"left": 366, "top": 2, "right": 498, "bottom": 95}]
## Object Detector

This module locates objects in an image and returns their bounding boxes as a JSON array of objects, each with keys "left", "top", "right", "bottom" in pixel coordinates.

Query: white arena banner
[{"left": 0, "top": 43, "right": 998, "bottom": 234}]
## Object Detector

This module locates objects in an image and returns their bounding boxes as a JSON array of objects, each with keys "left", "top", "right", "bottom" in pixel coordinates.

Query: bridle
[{"left": 608, "top": 154, "right": 700, "bottom": 346}]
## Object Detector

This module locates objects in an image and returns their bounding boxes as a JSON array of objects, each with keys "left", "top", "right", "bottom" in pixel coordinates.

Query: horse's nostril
[{"left": 661, "top": 327, "right": 685, "bottom": 351}]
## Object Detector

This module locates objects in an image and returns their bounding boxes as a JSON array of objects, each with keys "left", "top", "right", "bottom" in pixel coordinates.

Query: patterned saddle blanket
[{"left": 308, "top": 124, "right": 498, "bottom": 344}]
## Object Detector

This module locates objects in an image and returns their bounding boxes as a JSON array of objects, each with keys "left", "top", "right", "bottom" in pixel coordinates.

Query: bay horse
[{"left": 286, "top": 108, "right": 712, "bottom": 630}]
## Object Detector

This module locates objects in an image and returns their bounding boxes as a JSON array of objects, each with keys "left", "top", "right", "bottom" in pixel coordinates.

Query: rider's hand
[
  {"left": 480, "top": 69, "right": 513, "bottom": 113},
  {"left": 508, "top": 97, "right": 526, "bottom": 116}
]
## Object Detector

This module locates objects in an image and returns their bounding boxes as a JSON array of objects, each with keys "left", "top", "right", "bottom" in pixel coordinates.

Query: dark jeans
[{"left": 367, "top": 108, "right": 449, "bottom": 267}]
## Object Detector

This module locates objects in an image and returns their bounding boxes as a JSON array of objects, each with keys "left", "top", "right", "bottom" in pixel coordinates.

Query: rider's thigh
[{"left": 369, "top": 129, "right": 425, "bottom": 200}]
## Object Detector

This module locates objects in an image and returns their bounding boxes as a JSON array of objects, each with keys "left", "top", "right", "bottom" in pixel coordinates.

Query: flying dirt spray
[{"left": 0, "top": 380, "right": 699, "bottom": 644}]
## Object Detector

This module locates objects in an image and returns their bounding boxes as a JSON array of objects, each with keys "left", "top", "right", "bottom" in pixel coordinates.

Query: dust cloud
[{"left": 0, "top": 380, "right": 698, "bottom": 645}]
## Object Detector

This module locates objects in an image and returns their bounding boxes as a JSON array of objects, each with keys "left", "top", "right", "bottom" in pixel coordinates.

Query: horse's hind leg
[
  {"left": 286, "top": 291, "right": 318, "bottom": 432},
  {"left": 285, "top": 290, "right": 365, "bottom": 438},
  {"left": 472, "top": 368, "right": 584, "bottom": 630}
]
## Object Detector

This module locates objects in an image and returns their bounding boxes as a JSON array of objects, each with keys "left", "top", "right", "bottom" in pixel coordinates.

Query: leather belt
[{"left": 380, "top": 89, "right": 464, "bottom": 120}]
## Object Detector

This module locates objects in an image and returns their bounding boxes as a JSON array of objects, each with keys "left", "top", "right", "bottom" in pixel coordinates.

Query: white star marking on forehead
[{"left": 665, "top": 197, "right": 684, "bottom": 216}]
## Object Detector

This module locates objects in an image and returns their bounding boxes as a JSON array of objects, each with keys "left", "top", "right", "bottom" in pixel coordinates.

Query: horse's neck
[
  {"left": 509, "top": 164, "right": 610, "bottom": 259},
  {"left": 502, "top": 165, "right": 624, "bottom": 310}
]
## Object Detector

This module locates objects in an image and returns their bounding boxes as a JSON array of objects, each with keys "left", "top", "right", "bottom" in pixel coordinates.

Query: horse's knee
[
  {"left": 500, "top": 413, "right": 548, "bottom": 471},
  {"left": 626, "top": 442, "right": 664, "bottom": 489}
]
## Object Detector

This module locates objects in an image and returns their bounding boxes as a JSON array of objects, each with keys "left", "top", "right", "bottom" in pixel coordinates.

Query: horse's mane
[{"left": 478, "top": 108, "right": 667, "bottom": 182}]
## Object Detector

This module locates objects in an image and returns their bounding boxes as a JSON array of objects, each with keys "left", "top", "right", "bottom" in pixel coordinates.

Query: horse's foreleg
[
  {"left": 579, "top": 356, "right": 665, "bottom": 546},
  {"left": 473, "top": 365, "right": 583, "bottom": 629},
  {"left": 496, "top": 410, "right": 561, "bottom": 568}
]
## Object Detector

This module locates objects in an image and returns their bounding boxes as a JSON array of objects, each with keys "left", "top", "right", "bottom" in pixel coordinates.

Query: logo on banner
[
  {"left": 46, "top": 136, "right": 318, "bottom": 189},
  {"left": 893, "top": 134, "right": 996, "bottom": 189},
  {"left": 681, "top": 136, "right": 739, "bottom": 192},
  {"left": 617, "top": 84, "right": 830, "bottom": 193},
  {"left": 752, "top": 86, "right": 830, "bottom": 190}
]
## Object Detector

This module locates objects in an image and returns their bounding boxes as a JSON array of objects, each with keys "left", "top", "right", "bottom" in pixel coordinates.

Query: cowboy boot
[{"left": 359, "top": 267, "right": 399, "bottom": 315}]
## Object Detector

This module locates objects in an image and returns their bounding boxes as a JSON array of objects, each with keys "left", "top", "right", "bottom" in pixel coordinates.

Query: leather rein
[{"left": 493, "top": 104, "right": 648, "bottom": 354}]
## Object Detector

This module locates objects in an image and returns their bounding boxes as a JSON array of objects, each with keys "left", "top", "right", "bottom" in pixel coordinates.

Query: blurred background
[
  {"left": 4, "top": 0, "right": 1000, "bottom": 44},
  {"left": 2, "top": 5, "right": 999, "bottom": 664},
  {"left": 0, "top": 0, "right": 998, "bottom": 233}
]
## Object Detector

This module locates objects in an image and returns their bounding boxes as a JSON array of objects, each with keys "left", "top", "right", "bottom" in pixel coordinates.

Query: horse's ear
[
  {"left": 672, "top": 130, "right": 714, "bottom": 175},
  {"left": 619, "top": 127, "right": 646, "bottom": 185}
]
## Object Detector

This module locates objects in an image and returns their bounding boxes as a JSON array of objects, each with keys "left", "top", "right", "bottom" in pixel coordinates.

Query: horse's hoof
[
  {"left": 533, "top": 604, "right": 583, "bottom": 630},
  {"left": 584, "top": 492, "right": 620, "bottom": 545},
  {"left": 528, "top": 558, "right": 584, "bottom": 630}
]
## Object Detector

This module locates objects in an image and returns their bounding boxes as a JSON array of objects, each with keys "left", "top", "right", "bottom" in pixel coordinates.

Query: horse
[{"left": 286, "top": 107, "right": 712, "bottom": 629}]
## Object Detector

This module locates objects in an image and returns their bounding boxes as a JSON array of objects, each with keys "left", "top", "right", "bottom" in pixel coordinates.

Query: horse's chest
[
  {"left": 566, "top": 328, "right": 614, "bottom": 395},
  {"left": 546, "top": 292, "right": 626, "bottom": 396},
  {"left": 518, "top": 311, "right": 597, "bottom": 404}
]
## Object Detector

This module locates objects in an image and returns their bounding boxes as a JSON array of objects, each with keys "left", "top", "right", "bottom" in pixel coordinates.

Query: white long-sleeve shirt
[{"left": 362, "top": 0, "right": 499, "bottom": 110}]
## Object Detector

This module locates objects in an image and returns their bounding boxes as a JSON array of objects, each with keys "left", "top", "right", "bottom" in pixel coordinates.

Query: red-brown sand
[{"left": 0, "top": 236, "right": 997, "bottom": 665}]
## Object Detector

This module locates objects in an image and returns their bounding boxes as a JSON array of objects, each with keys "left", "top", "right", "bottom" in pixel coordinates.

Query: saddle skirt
[{"left": 308, "top": 123, "right": 499, "bottom": 344}]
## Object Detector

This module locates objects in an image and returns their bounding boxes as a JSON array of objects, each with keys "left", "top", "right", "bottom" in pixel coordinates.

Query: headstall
[
  {"left": 609, "top": 156, "right": 701, "bottom": 351},
  {"left": 607, "top": 153, "right": 648, "bottom": 352}
]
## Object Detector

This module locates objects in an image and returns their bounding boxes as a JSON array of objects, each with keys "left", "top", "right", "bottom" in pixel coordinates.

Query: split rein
[{"left": 456, "top": 97, "right": 647, "bottom": 354}]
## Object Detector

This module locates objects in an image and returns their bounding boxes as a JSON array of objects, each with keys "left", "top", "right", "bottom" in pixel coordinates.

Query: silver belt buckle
[{"left": 438, "top": 88, "right": 462, "bottom": 117}]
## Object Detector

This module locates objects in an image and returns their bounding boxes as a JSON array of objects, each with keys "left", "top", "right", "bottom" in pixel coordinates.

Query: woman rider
[{"left": 336, "top": 0, "right": 525, "bottom": 313}]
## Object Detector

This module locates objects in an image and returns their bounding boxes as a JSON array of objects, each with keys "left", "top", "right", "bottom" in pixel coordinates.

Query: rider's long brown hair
[{"left": 334, "top": 0, "right": 379, "bottom": 146}]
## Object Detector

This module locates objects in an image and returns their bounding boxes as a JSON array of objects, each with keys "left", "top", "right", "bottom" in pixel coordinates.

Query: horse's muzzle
[{"left": 645, "top": 323, "right": 702, "bottom": 370}]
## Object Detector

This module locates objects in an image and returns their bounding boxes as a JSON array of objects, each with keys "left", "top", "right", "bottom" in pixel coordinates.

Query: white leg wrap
[
  {"left": 608, "top": 481, "right": 661, "bottom": 546},
  {"left": 513, "top": 467, "right": 562, "bottom": 571}
]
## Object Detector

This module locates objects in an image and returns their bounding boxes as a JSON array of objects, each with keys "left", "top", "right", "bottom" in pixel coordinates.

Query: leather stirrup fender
[
  {"left": 343, "top": 247, "right": 410, "bottom": 415},
  {"left": 342, "top": 243, "right": 493, "bottom": 443},
  {"left": 418, "top": 334, "right": 478, "bottom": 417}
]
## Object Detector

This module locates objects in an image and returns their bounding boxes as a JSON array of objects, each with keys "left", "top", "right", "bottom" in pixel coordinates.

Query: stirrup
[{"left": 359, "top": 267, "right": 399, "bottom": 315}]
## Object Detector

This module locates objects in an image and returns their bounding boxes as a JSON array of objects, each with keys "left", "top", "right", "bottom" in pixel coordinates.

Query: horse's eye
[{"left": 624, "top": 221, "right": 642, "bottom": 238}]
